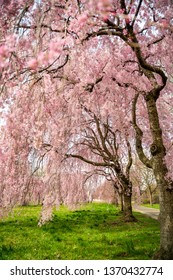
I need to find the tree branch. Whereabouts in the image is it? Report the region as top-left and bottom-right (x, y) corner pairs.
(131, 0), (143, 27)
(126, 140), (133, 178)
(65, 154), (113, 167)
(132, 93), (152, 168)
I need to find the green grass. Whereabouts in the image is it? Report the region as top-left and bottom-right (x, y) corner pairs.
(0, 203), (160, 260)
(142, 204), (160, 209)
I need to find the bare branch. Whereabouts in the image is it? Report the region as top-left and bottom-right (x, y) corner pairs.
(65, 153), (113, 167)
(76, 0), (81, 13)
(131, 0), (143, 27)
(147, 35), (165, 48)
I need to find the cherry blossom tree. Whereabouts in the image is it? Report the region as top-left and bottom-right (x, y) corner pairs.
(0, 0), (173, 259)
(69, 0), (173, 260)
(65, 107), (135, 221)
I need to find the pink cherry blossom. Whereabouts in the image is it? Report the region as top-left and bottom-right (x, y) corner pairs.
(0, 0), (173, 258)
(27, 58), (38, 70)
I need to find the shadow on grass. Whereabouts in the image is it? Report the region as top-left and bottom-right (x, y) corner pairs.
(0, 203), (160, 260)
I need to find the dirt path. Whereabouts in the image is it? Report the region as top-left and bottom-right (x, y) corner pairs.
(133, 205), (160, 220)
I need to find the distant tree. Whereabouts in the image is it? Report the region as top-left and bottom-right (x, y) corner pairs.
(87, 169), (124, 211)
(92, 180), (119, 206)
(66, 108), (136, 222)
(131, 158), (158, 205)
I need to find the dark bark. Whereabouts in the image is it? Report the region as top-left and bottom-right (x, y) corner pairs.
(123, 193), (136, 222)
(122, 181), (136, 222)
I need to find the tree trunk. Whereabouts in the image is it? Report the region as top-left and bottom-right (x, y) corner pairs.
(119, 192), (124, 212)
(146, 95), (173, 259)
(129, 15), (173, 258)
(114, 195), (119, 207)
(148, 189), (153, 205)
(136, 185), (141, 205)
(133, 90), (173, 258)
(123, 193), (136, 222)
(153, 161), (173, 259)
(158, 188), (173, 259)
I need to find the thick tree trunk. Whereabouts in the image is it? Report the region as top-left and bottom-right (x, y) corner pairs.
(158, 188), (173, 259)
(145, 96), (173, 259)
(153, 161), (173, 259)
(133, 91), (173, 258)
(123, 193), (136, 222)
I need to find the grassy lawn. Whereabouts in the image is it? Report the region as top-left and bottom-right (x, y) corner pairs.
(142, 204), (160, 209)
(0, 203), (159, 260)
